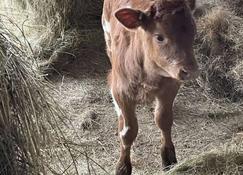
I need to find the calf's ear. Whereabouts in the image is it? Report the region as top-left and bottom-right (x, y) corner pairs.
(115, 8), (145, 29)
(187, 0), (196, 10)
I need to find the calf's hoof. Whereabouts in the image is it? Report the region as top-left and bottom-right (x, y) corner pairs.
(161, 146), (177, 171)
(115, 160), (132, 175)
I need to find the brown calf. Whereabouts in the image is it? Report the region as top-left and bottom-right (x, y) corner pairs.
(102, 0), (198, 174)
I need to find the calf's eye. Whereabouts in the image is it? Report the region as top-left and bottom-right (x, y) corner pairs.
(155, 35), (164, 42)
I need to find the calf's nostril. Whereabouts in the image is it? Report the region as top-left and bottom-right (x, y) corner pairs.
(180, 69), (189, 77)
(179, 68), (199, 80)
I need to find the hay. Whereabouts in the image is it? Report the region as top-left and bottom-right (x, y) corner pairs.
(0, 15), (109, 175)
(38, 28), (105, 75)
(0, 18), (46, 174)
(0, 0), (105, 74)
(0, 16), (92, 175)
(193, 5), (243, 102)
(24, 0), (104, 73)
(222, 0), (243, 16)
(166, 140), (243, 175)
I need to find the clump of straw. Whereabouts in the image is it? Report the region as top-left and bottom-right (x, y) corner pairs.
(166, 140), (243, 175)
(193, 6), (243, 102)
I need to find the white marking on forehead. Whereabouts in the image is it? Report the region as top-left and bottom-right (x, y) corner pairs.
(110, 89), (122, 117)
(102, 19), (111, 33)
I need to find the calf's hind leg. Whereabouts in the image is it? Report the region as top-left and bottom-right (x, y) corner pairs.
(111, 91), (138, 175)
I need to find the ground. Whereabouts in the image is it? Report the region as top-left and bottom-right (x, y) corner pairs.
(48, 54), (243, 175)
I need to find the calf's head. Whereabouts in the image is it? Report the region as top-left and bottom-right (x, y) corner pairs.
(115, 0), (198, 81)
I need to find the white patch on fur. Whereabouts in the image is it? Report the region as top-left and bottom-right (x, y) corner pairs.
(104, 32), (110, 42)
(158, 69), (171, 78)
(110, 89), (122, 117)
(124, 4), (132, 8)
(120, 125), (129, 137)
(120, 122), (130, 148)
(102, 19), (111, 33)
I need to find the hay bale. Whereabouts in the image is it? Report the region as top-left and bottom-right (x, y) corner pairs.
(194, 5), (243, 102)
(0, 21), (45, 174)
(38, 28), (105, 75)
(0, 17), (108, 174)
(0, 0), (105, 74)
(25, 0), (104, 73)
(0, 16), (84, 174)
(166, 142), (243, 175)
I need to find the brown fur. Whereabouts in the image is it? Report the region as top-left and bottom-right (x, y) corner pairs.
(102, 0), (198, 174)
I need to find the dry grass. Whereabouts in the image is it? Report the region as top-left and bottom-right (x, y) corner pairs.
(222, 0), (243, 16)
(0, 17), (46, 174)
(192, 5), (243, 102)
(0, 0), (105, 74)
(23, 0), (104, 73)
(166, 139), (243, 175)
(0, 16), (108, 175)
(0, 1), (108, 174)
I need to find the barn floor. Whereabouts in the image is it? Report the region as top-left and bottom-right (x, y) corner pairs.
(49, 54), (243, 175)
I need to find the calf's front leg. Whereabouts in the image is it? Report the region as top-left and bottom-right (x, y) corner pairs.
(154, 84), (179, 170)
(111, 90), (137, 175)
